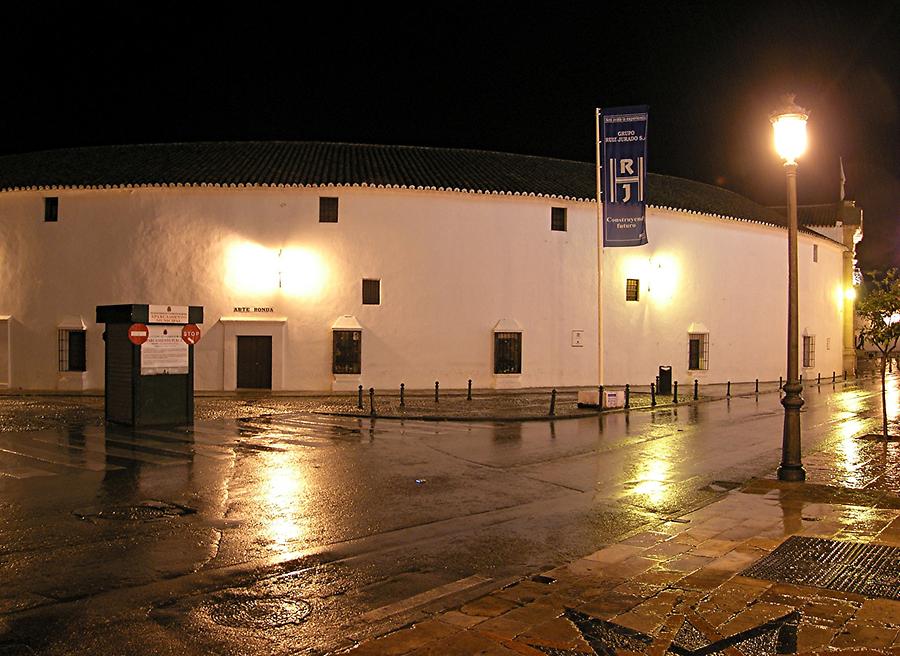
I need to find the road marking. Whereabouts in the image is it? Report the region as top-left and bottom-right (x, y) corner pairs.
(361, 574), (491, 622)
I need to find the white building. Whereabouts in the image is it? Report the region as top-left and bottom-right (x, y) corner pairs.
(0, 142), (860, 392)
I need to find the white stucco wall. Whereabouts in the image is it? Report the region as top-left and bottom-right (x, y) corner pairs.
(602, 208), (846, 386)
(0, 186), (599, 391)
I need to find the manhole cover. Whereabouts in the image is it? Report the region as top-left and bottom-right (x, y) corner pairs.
(74, 500), (195, 522)
(205, 595), (311, 629)
(742, 535), (900, 600)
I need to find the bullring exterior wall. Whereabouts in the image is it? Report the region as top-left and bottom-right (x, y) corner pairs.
(0, 185), (846, 391)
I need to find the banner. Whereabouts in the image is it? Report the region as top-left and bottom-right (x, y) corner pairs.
(599, 106), (649, 247)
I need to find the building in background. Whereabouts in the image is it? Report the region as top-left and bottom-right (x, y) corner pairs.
(0, 143), (861, 392)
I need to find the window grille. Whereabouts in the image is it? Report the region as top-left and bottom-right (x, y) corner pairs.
(626, 279), (640, 302)
(551, 207), (567, 231)
(494, 332), (522, 374)
(58, 329), (86, 372)
(319, 197), (339, 223)
(44, 197), (58, 222)
(803, 335), (816, 368)
(688, 333), (709, 370)
(332, 330), (361, 374)
(362, 279), (380, 305)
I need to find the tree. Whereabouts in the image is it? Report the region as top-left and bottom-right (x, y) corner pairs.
(857, 269), (900, 438)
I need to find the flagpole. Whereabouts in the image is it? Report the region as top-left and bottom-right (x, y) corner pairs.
(595, 108), (604, 387)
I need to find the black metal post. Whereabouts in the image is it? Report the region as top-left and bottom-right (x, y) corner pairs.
(693, 379), (698, 401)
(755, 378), (759, 394)
(549, 388), (557, 416)
(832, 371), (836, 384)
(845, 370), (848, 380)
(779, 376), (783, 391)
(434, 381), (439, 403)
(598, 385), (604, 408)
(817, 373), (820, 386)
(357, 385), (363, 409)
(624, 384), (630, 409)
(369, 387), (376, 417)
(673, 381), (678, 404)
(726, 381), (731, 398)
(400, 382), (405, 408)
(650, 382), (656, 407)
(467, 379), (472, 401)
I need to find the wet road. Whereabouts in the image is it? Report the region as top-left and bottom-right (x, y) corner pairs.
(0, 376), (896, 654)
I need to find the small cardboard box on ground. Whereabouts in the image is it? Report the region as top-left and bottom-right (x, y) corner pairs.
(577, 389), (623, 409)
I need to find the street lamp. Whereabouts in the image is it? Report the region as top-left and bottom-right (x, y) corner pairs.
(771, 95), (808, 482)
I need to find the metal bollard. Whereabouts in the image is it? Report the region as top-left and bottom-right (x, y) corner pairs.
(726, 381), (731, 398)
(832, 371), (836, 384)
(779, 376), (783, 391)
(694, 379), (699, 401)
(673, 381), (678, 404)
(624, 384), (630, 409)
(817, 373), (821, 386)
(800, 373), (803, 384)
(435, 381), (439, 403)
(369, 387), (376, 417)
(755, 378), (759, 394)
(598, 385), (604, 408)
(844, 370), (848, 381)
(549, 388), (557, 416)
(358, 385), (363, 409)
(400, 383), (405, 408)
(650, 382), (656, 407)
(467, 379), (472, 401)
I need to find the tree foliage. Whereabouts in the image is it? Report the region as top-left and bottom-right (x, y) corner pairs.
(858, 269), (900, 357)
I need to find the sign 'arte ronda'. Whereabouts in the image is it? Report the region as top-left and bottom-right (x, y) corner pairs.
(0, 141), (861, 392)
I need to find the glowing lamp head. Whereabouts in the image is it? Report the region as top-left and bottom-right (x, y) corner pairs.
(844, 287), (857, 301)
(770, 95), (809, 164)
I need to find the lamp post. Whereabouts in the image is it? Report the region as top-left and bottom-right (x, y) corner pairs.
(771, 95), (808, 482)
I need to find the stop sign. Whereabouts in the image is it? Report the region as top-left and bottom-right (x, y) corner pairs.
(181, 324), (202, 345)
(128, 323), (149, 346)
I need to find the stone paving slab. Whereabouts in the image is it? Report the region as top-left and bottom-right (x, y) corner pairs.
(339, 473), (900, 655)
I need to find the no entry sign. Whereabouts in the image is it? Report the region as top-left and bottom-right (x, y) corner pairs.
(181, 323), (202, 345)
(128, 323), (149, 346)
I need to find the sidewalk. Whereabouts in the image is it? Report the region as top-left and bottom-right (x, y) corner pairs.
(338, 423), (900, 653)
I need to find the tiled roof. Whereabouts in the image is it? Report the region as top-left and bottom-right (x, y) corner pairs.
(0, 141), (814, 232)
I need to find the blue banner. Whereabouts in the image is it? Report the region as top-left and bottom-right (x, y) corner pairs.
(600, 106), (648, 247)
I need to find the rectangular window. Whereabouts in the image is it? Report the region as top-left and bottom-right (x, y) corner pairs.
(44, 197), (58, 222)
(626, 279), (640, 302)
(362, 279), (380, 305)
(551, 207), (567, 231)
(319, 196), (339, 223)
(332, 330), (361, 374)
(494, 332), (522, 374)
(58, 329), (86, 372)
(803, 335), (816, 368)
(688, 333), (709, 370)
(813, 244), (818, 263)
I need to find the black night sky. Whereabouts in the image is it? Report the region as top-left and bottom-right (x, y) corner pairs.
(2, 2), (897, 270)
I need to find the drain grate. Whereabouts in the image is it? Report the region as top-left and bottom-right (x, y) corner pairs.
(742, 535), (900, 600)
(205, 594), (311, 629)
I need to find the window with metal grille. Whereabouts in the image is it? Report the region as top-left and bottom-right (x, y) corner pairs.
(58, 329), (86, 372)
(803, 335), (815, 368)
(362, 279), (380, 305)
(494, 332), (522, 374)
(688, 333), (709, 370)
(332, 330), (361, 374)
(551, 207), (567, 231)
(319, 197), (339, 223)
(626, 278), (640, 302)
(44, 197), (58, 222)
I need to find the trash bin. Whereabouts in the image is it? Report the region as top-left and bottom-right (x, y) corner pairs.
(658, 366), (672, 395)
(96, 304), (204, 426)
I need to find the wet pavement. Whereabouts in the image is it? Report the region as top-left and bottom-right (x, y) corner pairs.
(0, 374), (897, 654)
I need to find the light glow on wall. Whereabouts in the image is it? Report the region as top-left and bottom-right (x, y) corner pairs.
(225, 241), (327, 298)
(647, 255), (678, 305)
(844, 287), (857, 301)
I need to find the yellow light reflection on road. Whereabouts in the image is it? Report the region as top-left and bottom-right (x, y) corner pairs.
(261, 451), (306, 552)
(631, 456), (672, 506)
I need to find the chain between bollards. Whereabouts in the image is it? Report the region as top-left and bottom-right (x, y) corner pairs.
(434, 381), (439, 403)
(673, 380), (678, 404)
(467, 379), (472, 401)
(693, 379), (698, 401)
(650, 382), (656, 407)
(369, 387), (376, 417)
(549, 388), (557, 416)
(400, 383), (405, 408)
(357, 385), (363, 409)
(624, 384), (630, 409)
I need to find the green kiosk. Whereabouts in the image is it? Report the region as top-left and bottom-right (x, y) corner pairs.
(96, 304), (204, 426)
